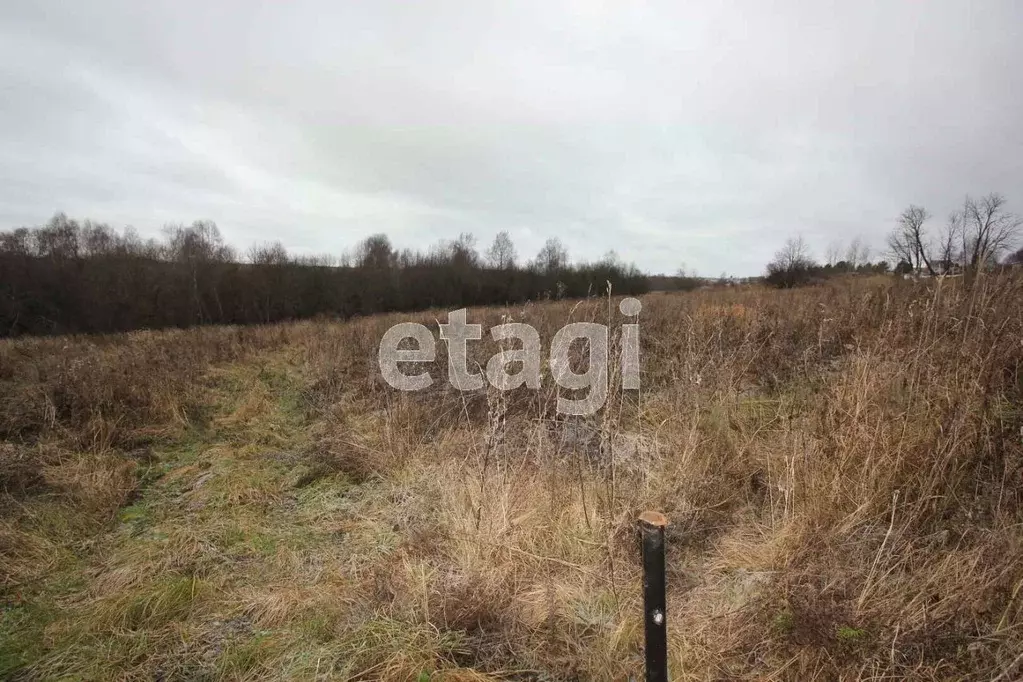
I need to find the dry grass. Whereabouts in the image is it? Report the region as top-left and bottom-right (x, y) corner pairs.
(2, 273), (1022, 680)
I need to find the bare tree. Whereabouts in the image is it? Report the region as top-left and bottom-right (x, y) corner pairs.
(164, 220), (234, 264)
(599, 249), (620, 266)
(934, 211), (963, 273)
(888, 205), (934, 275)
(887, 195), (1020, 276)
(774, 235), (813, 269)
(35, 213), (82, 260)
(485, 231), (517, 269)
(765, 235), (817, 287)
(160, 221), (235, 323)
(450, 232), (479, 268)
(825, 241), (842, 266)
(356, 234), (394, 269)
(961, 193), (1022, 270)
(0, 227), (31, 256)
(534, 237), (569, 274)
(845, 236), (870, 268)
(248, 241), (289, 265)
(80, 221), (117, 257)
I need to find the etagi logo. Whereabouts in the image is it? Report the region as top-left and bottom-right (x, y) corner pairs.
(378, 298), (642, 416)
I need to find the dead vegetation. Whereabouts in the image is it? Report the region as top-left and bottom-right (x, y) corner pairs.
(2, 274), (1022, 680)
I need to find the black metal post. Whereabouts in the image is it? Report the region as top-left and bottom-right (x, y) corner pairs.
(639, 511), (668, 682)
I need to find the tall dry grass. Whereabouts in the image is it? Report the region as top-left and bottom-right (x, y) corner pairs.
(287, 274), (1022, 678)
(0, 324), (292, 591)
(1, 273), (1022, 680)
(0, 324), (297, 446)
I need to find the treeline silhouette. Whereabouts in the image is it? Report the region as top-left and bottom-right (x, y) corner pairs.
(0, 214), (648, 337)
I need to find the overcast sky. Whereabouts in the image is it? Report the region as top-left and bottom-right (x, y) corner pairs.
(1, 1), (1020, 275)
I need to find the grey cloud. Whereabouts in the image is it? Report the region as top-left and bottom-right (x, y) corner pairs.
(2, 0), (1021, 275)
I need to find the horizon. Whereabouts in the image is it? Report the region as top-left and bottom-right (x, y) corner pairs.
(4, 211), (900, 279)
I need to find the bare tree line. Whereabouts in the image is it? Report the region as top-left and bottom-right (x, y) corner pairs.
(824, 236), (872, 269)
(766, 234), (890, 287)
(0, 215), (646, 337)
(888, 193), (1023, 275)
(765, 193), (1022, 287)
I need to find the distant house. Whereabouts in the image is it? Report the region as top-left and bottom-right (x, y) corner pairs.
(900, 260), (964, 279)
(931, 260), (962, 276)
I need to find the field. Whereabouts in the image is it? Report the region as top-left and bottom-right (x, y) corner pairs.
(2, 275), (1022, 681)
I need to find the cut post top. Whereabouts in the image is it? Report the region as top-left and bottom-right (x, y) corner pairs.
(638, 510), (668, 528)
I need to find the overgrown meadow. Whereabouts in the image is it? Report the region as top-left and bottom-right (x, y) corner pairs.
(2, 274), (1022, 680)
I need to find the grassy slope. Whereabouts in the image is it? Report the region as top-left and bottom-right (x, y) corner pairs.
(2, 275), (1023, 680)
(3, 352), (471, 680)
